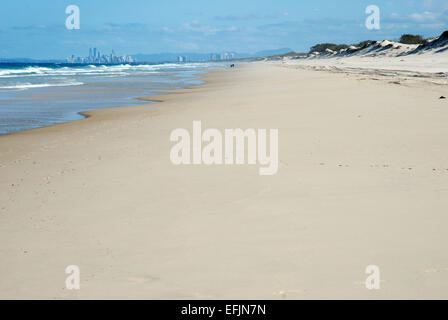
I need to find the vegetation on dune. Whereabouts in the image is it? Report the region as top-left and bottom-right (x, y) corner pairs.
(353, 40), (375, 48)
(399, 34), (426, 45)
(265, 51), (308, 61)
(308, 41), (374, 53)
(309, 43), (349, 53)
(307, 34), (428, 54)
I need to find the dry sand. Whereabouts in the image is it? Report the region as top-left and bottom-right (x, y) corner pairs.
(1, 62), (448, 299)
(283, 51), (448, 75)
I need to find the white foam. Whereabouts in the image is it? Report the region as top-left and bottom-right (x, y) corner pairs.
(0, 62), (217, 90)
(0, 81), (84, 90)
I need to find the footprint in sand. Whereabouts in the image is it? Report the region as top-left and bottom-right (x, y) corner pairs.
(272, 289), (305, 299)
(280, 160), (289, 167)
(127, 275), (160, 284)
(353, 279), (386, 287)
(370, 164), (390, 168)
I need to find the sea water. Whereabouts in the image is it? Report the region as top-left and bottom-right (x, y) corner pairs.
(0, 62), (225, 135)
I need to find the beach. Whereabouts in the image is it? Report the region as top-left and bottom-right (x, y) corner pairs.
(1, 61), (448, 299)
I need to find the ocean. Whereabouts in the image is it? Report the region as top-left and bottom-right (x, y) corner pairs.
(0, 62), (225, 135)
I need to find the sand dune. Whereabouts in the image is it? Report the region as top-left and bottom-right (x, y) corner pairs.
(308, 30), (448, 58)
(284, 31), (448, 74)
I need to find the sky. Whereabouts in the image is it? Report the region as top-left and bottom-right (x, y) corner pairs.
(0, 0), (447, 59)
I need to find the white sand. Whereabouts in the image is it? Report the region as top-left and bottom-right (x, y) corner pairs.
(1, 62), (448, 299)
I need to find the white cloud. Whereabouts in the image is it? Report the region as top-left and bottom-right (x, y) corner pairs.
(179, 21), (238, 36)
(409, 11), (438, 22)
(388, 10), (448, 27)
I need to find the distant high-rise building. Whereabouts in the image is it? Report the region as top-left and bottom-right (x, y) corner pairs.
(67, 48), (135, 65)
(208, 52), (236, 62)
(210, 53), (221, 61)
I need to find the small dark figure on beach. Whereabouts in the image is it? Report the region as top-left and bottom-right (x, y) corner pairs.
(440, 96), (446, 99)
(230, 64), (235, 68)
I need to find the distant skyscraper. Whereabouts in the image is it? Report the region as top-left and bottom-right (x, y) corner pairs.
(67, 48), (135, 65)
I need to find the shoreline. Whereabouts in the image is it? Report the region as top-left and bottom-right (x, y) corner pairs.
(0, 66), (214, 138)
(1, 61), (448, 299)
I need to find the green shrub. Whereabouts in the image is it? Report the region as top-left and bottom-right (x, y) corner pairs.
(309, 43), (349, 53)
(399, 34), (426, 45)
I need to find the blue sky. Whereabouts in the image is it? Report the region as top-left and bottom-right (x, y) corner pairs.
(0, 0), (447, 59)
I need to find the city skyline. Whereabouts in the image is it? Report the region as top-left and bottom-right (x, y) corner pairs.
(66, 48), (240, 64)
(67, 48), (135, 64)
(178, 52), (237, 63)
